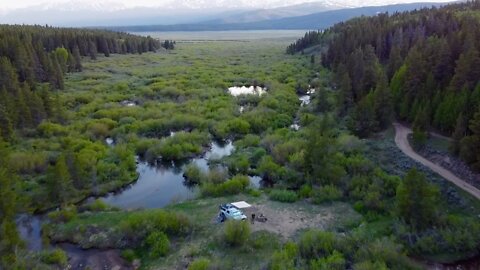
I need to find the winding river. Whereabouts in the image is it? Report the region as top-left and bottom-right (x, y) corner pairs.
(16, 139), (250, 269)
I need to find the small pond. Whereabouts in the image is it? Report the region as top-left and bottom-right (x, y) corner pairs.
(299, 95), (311, 106)
(102, 141), (235, 209)
(105, 137), (114, 146)
(290, 123), (300, 131)
(16, 214), (43, 251)
(228, 86), (267, 96)
(298, 88), (316, 107)
(120, 100), (137, 107)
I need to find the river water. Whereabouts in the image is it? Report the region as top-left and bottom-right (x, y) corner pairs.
(102, 140), (235, 209)
(17, 139), (245, 249)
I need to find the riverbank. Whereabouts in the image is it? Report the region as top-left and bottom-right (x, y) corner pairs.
(48, 194), (361, 269)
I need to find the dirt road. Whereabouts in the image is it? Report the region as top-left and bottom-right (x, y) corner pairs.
(393, 122), (480, 200)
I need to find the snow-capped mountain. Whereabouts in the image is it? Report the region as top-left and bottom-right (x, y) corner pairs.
(38, 0), (128, 12)
(202, 1), (354, 24)
(0, 0), (455, 27)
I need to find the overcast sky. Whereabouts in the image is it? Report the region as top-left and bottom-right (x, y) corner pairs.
(0, 0), (454, 10)
(0, 0), (456, 26)
(2, 0), (309, 10)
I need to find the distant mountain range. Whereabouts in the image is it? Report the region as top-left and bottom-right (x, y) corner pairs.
(200, 2), (352, 24)
(0, 0), (453, 27)
(108, 2), (447, 32)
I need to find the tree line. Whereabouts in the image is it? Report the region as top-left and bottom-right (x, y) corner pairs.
(288, 1), (480, 170)
(0, 25), (161, 141)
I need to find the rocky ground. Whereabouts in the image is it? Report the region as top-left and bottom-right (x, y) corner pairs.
(365, 131), (468, 207)
(415, 142), (480, 190)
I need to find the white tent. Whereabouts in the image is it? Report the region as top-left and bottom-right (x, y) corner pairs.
(230, 201), (251, 209)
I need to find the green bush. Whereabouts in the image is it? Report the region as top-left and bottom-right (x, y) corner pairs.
(37, 122), (68, 137)
(86, 199), (110, 212)
(184, 164), (203, 185)
(201, 175), (250, 197)
(234, 134), (261, 148)
(48, 205), (78, 223)
(248, 231), (280, 250)
(257, 156), (285, 183)
(188, 258), (211, 270)
(145, 231), (170, 258)
(40, 249), (68, 266)
(312, 185), (342, 204)
(203, 167), (229, 184)
(269, 242), (298, 270)
(269, 189), (298, 203)
(121, 249), (137, 262)
(120, 210), (191, 241)
(354, 238), (418, 269)
(88, 122), (110, 139)
(224, 220), (251, 247)
(9, 151), (48, 174)
(227, 154), (250, 174)
(145, 131), (209, 161)
(134, 138), (161, 156)
(298, 185), (313, 198)
(309, 250), (345, 270)
(412, 129), (427, 149)
(249, 189), (262, 197)
(298, 230), (338, 259)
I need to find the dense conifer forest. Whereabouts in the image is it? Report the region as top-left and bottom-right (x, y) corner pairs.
(0, 25), (160, 139)
(288, 1), (480, 170)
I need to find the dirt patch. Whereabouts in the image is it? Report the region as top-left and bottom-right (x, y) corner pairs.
(242, 203), (334, 238)
(60, 243), (133, 270)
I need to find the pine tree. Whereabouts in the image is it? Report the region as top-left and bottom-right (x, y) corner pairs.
(54, 47), (69, 73)
(451, 113), (468, 155)
(315, 87), (332, 113)
(0, 145), (22, 267)
(0, 57), (20, 94)
(396, 168), (439, 230)
(387, 45), (403, 79)
(372, 70), (392, 129)
(459, 108), (480, 169)
(27, 89), (47, 125)
(48, 53), (64, 89)
(47, 154), (74, 204)
(15, 85), (33, 128)
(88, 41), (97, 60)
(337, 65), (353, 115)
(305, 116), (345, 186)
(449, 48), (480, 91)
(72, 45), (83, 72)
(0, 105), (13, 141)
(349, 93), (378, 137)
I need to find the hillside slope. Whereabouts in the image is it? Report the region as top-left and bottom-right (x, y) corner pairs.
(108, 2), (445, 32)
(288, 1), (480, 171)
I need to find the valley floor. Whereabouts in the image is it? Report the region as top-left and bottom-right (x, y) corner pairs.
(10, 37), (480, 270)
